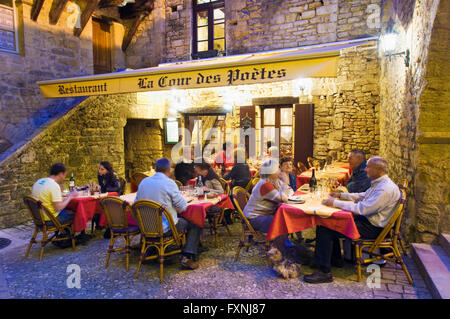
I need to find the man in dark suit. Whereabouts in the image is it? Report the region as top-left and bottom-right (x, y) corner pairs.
(346, 149), (371, 193)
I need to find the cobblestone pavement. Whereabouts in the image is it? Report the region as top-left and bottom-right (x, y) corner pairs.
(0, 221), (432, 299)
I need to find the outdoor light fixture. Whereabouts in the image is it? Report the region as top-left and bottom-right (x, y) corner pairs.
(380, 32), (410, 67)
(292, 78), (312, 97)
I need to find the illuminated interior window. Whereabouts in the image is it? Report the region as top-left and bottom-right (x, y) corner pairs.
(193, 0), (225, 57)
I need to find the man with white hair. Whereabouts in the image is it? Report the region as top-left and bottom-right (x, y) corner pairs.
(304, 156), (401, 284)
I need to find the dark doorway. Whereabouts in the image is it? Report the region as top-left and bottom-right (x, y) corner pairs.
(294, 104), (314, 167)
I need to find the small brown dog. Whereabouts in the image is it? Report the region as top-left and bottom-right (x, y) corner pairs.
(267, 247), (300, 279)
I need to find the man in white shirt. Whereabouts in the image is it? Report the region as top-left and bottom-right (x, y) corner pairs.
(135, 158), (202, 270)
(32, 163), (78, 225)
(304, 156), (401, 284)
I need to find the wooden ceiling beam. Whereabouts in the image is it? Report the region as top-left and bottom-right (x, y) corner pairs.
(122, 14), (145, 51)
(49, 0), (69, 25)
(74, 0), (101, 37)
(31, 0), (46, 21)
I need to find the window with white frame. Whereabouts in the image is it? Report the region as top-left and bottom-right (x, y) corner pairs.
(0, 0), (18, 53)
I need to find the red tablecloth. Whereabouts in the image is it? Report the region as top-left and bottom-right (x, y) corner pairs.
(66, 192), (118, 232)
(181, 194), (234, 228)
(266, 203), (360, 241)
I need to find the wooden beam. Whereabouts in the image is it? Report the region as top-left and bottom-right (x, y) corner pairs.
(74, 0), (101, 37)
(31, 0), (46, 21)
(49, 0), (69, 25)
(122, 14), (145, 51)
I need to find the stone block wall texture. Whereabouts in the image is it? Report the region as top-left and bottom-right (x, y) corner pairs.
(0, 94), (132, 228)
(124, 119), (173, 178)
(379, 0), (449, 243)
(0, 0), (94, 156)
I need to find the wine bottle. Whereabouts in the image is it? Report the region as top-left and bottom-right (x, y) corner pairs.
(309, 168), (317, 191)
(197, 175), (204, 196)
(69, 173), (75, 191)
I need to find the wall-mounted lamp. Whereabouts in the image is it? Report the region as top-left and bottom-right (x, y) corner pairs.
(380, 32), (410, 67)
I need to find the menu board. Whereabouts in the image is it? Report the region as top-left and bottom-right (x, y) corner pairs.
(0, 6), (15, 51)
(165, 120), (179, 144)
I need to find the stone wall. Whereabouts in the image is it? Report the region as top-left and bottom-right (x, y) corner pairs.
(0, 94), (132, 228)
(124, 119), (173, 178)
(379, 0), (449, 243)
(0, 0), (94, 155)
(310, 42), (380, 161)
(226, 0), (381, 55)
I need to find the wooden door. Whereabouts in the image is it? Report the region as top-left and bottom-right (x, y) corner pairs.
(294, 104), (314, 167)
(239, 106), (255, 159)
(92, 18), (112, 74)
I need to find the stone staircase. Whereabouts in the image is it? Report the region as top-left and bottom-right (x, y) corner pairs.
(411, 233), (450, 299)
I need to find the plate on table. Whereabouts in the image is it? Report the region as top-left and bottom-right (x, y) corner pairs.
(288, 195), (305, 204)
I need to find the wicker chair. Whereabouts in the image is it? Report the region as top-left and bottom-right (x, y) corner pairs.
(297, 161), (308, 174)
(23, 196), (75, 261)
(205, 179), (232, 247)
(306, 156), (315, 168)
(245, 177), (260, 194)
(396, 179), (409, 255)
(352, 188), (413, 284)
(131, 200), (186, 282)
(219, 178), (230, 196)
(118, 177), (127, 195)
(231, 187), (269, 261)
(100, 197), (140, 271)
(132, 172), (149, 189)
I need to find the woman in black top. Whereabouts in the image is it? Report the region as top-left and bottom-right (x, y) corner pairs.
(223, 149), (251, 189)
(97, 161), (121, 194)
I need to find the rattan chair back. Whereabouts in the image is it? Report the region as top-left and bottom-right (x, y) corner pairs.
(23, 196), (62, 228)
(368, 189), (406, 253)
(132, 172), (149, 188)
(118, 177), (127, 195)
(219, 178), (230, 195)
(231, 187), (256, 233)
(131, 200), (183, 246)
(100, 196), (130, 230)
(307, 156), (315, 168)
(297, 161), (308, 174)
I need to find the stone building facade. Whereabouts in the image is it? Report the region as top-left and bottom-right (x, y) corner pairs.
(0, 0), (448, 244)
(379, 0), (449, 242)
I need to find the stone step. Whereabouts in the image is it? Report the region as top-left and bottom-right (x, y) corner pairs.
(411, 243), (450, 299)
(439, 233), (450, 257)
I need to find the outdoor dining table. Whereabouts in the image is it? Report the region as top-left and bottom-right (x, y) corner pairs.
(66, 192), (119, 232)
(266, 191), (360, 241)
(118, 192), (235, 229)
(296, 163), (351, 187)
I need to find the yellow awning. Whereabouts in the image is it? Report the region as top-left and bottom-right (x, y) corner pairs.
(37, 38), (375, 98)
